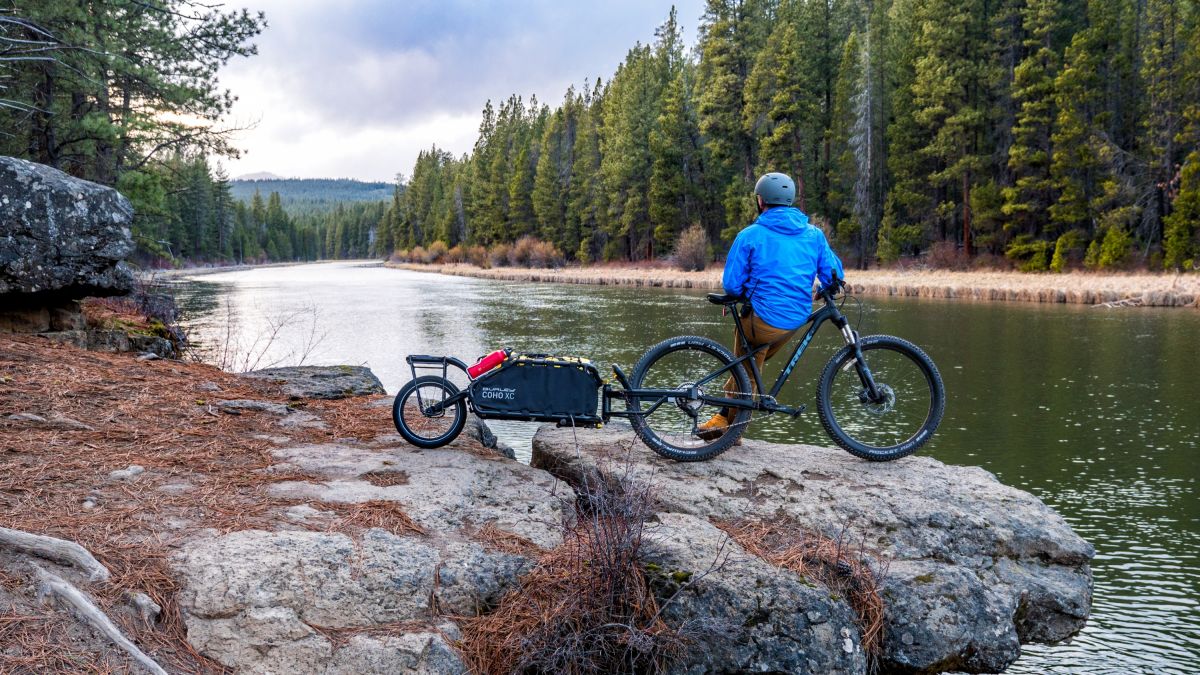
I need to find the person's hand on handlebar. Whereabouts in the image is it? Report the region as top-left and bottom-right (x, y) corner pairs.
(820, 273), (846, 297)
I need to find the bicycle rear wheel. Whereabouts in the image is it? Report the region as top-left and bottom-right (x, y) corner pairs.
(629, 336), (752, 462)
(816, 335), (944, 461)
(393, 375), (467, 449)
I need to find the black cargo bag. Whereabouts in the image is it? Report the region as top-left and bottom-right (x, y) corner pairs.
(469, 354), (602, 424)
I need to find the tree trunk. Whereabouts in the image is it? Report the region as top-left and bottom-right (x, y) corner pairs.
(962, 173), (972, 255)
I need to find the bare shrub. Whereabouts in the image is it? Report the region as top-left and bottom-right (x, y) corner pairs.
(488, 243), (512, 267)
(672, 225), (710, 272)
(714, 517), (888, 660)
(466, 245), (489, 268)
(202, 299), (327, 372)
(409, 245), (428, 264)
(508, 236), (535, 267)
(926, 241), (970, 271)
(447, 245), (466, 263)
(529, 239), (566, 268)
(426, 240), (449, 264)
(456, 468), (695, 674)
(389, 249), (410, 263)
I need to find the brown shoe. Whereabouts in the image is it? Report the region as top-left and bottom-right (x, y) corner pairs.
(696, 413), (729, 441)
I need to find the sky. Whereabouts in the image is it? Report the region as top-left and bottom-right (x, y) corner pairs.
(217, 0), (707, 183)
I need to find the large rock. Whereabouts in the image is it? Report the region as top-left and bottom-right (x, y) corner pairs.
(532, 424), (1094, 674)
(241, 365), (386, 399)
(175, 529), (489, 673)
(173, 440), (569, 673)
(646, 513), (866, 673)
(0, 156), (133, 301)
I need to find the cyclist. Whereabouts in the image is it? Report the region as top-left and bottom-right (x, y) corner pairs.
(697, 171), (845, 440)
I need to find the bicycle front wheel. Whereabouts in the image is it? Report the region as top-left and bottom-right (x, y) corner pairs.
(393, 375), (467, 449)
(629, 336), (752, 462)
(817, 335), (944, 461)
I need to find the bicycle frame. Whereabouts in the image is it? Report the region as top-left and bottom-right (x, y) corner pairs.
(605, 291), (883, 420)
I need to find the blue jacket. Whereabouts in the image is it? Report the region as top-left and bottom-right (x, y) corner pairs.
(722, 207), (844, 330)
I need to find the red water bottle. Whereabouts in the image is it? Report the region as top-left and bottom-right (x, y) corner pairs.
(468, 349), (508, 379)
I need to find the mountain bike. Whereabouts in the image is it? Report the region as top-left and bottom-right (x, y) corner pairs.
(605, 279), (945, 462)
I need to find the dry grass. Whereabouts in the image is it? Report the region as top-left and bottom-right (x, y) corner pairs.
(0, 611), (134, 673)
(463, 521), (542, 558)
(319, 500), (426, 537)
(0, 334), (421, 673)
(714, 517), (887, 659)
(391, 262), (1200, 308)
(455, 470), (686, 675)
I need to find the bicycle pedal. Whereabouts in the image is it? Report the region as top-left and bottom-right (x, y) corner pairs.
(789, 404), (807, 418)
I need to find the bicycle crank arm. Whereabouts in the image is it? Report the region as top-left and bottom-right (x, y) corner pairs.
(698, 394), (759, 411)
(762, 401), (807, 417)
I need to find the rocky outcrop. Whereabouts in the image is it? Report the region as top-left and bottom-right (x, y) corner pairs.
(172, 439), (569, 673)
(241, 365), (386, 399)
(646, 513), (867, 673)
(0, 156), (134, 310)
(532, 424), (1094, 674)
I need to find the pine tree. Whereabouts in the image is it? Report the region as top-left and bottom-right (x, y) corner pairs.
(743, 6), (817, 212)
(696, 0), (771, 241)
(533, 105), (570, 247)
(1164, 153), (1200, 269)
(1141, 0), (1188, 248)
(881, 0), (934, 259)
(1002, 0), (1062, 254)
(909, 0), (990, 253)
(650, 64), (704, 255)
(568, 81), (608, 263)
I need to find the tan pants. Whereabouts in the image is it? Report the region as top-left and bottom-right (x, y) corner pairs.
(721, 312), (797, 414)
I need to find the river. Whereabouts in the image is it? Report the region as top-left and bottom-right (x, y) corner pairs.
(171, 261), (1198, 674)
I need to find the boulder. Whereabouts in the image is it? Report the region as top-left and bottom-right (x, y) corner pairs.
(0, 156), (133, 301)
(645, 513), (866, 673)
(175, 529), (497, 672)
(532, 424), (1093, 674)
(265, 443), (565, 548)
(172, 440), (569, 672)
(241, 365), (386, 399)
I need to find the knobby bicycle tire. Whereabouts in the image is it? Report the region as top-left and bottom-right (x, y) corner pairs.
(816, 335), (944, 461)
(629, 335), (753, 462)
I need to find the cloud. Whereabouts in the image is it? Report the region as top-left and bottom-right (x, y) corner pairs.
(218, 0), (705, 181)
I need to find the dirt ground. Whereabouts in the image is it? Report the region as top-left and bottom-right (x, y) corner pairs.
(0, 334), (458, 673)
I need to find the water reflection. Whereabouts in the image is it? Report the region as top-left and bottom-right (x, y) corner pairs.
(172, 262), (1199, 673)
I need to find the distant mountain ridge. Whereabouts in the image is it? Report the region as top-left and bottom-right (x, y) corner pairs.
(229, 177), (396, 214)
(232, 171), (284, 181)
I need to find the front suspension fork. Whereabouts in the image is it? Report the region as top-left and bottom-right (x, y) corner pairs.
(839, 322), (883, 404)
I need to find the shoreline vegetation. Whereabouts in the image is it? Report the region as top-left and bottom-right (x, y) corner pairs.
(388, 261), (1200, 309)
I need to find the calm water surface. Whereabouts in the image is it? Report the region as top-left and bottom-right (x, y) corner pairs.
(172, 262), (1198, 674)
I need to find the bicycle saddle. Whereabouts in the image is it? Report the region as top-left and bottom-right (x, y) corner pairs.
(706, 292), (742, 305)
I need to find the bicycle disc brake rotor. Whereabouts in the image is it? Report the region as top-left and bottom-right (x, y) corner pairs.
(864, 384), (896, 415)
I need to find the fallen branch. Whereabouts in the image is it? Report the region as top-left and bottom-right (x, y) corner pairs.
(0, 526), (110, 581)
(30, 563), (168, 675)
(1093, 295), (1144, 309)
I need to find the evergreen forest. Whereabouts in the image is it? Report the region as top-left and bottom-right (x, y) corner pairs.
(385, 0), (1200, 272)
(4, 1), (1200, 271)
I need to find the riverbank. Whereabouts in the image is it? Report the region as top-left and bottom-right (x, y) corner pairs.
(151, 259), (382, 279)
(389, 262), (1200, 308)
(0, 333), (1094, 673)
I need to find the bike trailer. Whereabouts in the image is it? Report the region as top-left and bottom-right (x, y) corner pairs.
(469, 353), (603, 425)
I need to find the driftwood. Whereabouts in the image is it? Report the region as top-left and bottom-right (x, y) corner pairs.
(0, 526), (111, 581)
(31, 563), (168, 675)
